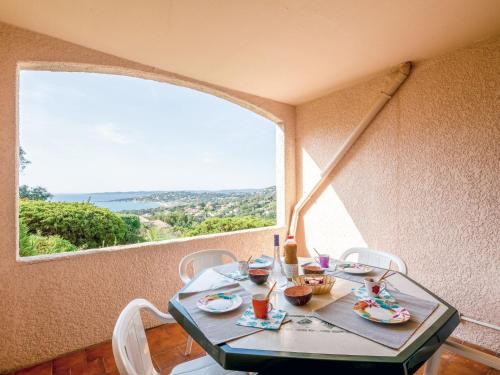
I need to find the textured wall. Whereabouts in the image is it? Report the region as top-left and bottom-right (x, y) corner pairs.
(296, 36), (500, 352)
(0, 22), (295, 372)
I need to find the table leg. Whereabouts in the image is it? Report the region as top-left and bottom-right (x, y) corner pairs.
(424, 347), (442, 375)
(184, 336), (193, 356)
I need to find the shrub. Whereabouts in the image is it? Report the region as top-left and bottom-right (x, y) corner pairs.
(183, 216), (275, 237)
(19, 219), (36, 257)
(19, 218), (77, 257)
(20, 200), (129, 248)
(29, 234), (78, 255)
(120, 214), (143, 243)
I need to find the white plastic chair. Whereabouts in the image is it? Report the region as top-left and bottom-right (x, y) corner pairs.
(179, 249), (238, 285)
(179, 249), (238, 354)
(112, 298), (246, 375)
(339, 247), (407, 274)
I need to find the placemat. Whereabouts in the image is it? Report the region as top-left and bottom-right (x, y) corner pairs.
(313, 290), (438, 349)
(326, 259), (395, 283)
(178, 284), (261, 345)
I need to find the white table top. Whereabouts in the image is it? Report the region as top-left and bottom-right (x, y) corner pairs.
(180, 259), (449, 358)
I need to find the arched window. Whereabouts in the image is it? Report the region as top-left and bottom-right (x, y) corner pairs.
(18, 69), (280, 257)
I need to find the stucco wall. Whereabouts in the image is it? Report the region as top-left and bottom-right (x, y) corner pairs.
(0, 23), (295, 372)
(296, 36), (500, 352)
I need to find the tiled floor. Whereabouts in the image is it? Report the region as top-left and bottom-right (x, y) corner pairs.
(11, 324), (499, 375)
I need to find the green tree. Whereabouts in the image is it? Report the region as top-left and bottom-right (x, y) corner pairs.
(19, 147), (31, 172)
(18, 147), (53, 201)
(19, 185), (53, 201)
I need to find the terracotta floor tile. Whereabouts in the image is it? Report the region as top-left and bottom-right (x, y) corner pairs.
(146, 325), (188, 356)
(152, 345), (187, 372)
(188, 341), (205, 357)
(11, 324), (500, 375)
(85, 341), (117, 374)
(70, 358), (106, 375)
(15, 362), (52, 375)
(86, 341), (113, 361)
(53, 350), (87, 372)
(443, 353), (493, 375)
(101, 355), (119, 374)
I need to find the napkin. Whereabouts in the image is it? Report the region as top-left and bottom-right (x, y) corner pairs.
(236, 308), (287, 330)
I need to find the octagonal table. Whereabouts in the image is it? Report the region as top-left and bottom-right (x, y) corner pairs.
(168, 259), (459, 374)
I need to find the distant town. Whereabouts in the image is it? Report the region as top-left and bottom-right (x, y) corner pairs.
(120, 186), (276, 241)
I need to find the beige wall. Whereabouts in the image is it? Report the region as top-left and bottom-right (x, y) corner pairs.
(296, 36), (500, 352)
(1, 19), (499, 372)
(0, 23), (295, 372)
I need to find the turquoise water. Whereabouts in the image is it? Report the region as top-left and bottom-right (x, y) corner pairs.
(51, 192), (161, 212)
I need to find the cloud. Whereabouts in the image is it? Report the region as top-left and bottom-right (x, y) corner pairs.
(201, 152), (216, 164)
(94, 123), (133, 145)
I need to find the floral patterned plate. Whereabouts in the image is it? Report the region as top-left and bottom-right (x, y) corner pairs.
(353, 299), (410, 324)
(197, 292), (243, 313)
(236, 307), (287, 330)
(352, 286), (397, 304)
(338, 262), (373, 274)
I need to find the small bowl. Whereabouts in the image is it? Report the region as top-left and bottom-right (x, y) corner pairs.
(284, 285), (313, 306)
(248, 269), (270, 285)
(303, 265), (325, 275)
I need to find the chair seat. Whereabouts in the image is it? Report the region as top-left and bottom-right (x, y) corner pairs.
(170, 355), (246, 375)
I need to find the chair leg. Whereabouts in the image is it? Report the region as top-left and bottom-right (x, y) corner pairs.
(184, 335), (193, 356)
(424, 347), (442, 375)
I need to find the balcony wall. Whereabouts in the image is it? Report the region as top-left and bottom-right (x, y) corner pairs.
(0, 22), (296, 372)
(295, 35), (500, 352)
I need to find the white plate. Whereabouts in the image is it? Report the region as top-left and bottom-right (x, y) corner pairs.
(249, 257), (272, 269)
(197, 292), (243, 313)
(338, 263), (373, 274)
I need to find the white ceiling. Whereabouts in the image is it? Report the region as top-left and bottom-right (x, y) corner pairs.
(1, 0), (500, 104)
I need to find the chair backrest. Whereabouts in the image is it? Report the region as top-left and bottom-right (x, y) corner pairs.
(339, 247), (408, 274)
(178, 249), (238, 285)
(112, 299), (174, 375)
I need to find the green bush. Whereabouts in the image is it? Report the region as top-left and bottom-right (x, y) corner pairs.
(19, 219), (35, 257)
(29, 234), (77, 255)
(19, 219), (77, 257)
(20, 199), (129, 248)
(183, 216), (275, 237)
(120, 214), (143, 243)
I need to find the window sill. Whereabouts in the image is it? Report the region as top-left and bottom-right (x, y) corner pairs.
(16, 225), (286, 265)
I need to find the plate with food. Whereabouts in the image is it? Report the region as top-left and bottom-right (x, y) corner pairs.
(353, 299), (410, 324)
(338, 262), (373, 274)
(197, 292), (243, 313)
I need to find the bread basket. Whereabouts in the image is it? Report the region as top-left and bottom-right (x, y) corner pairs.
(292, 275), (335, 295)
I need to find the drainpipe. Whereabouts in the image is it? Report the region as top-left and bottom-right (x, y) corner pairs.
(289, 61), (412, 237)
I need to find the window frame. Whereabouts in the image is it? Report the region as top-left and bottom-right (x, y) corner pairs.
(15, 63), (287, 263)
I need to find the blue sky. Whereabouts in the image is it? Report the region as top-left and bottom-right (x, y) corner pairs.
(19, 71), (276, 194)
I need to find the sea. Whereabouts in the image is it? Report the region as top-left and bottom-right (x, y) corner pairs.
(51, 192), (161, 212)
